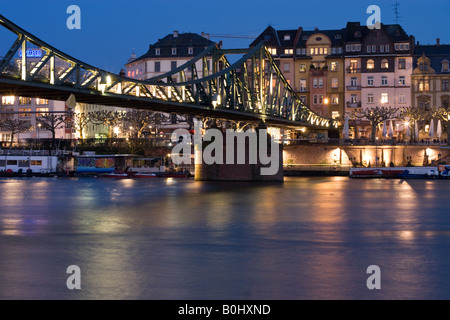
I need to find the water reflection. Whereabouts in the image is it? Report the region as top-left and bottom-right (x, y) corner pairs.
(1, 177), (450, 299)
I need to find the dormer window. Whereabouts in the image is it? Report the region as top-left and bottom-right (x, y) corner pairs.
(355, 31), (361, 37)
(172, 48), (177, 55)
(188, 47), (194, 55)
(284, 35), (291, 41)
(334, 34), (342, 40)
(155, 48), (160, 56)
(442, 60), (450, 72)
(302, 35), (308, 41)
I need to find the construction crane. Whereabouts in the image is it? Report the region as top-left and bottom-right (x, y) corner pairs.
(209, 34), (257, 40)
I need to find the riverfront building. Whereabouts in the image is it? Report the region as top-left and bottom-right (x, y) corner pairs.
(412, 39), (450, 110)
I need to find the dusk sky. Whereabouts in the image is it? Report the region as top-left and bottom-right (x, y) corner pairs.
(1, 0), (449, 74)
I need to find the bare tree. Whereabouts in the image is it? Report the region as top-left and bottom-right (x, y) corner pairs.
(0, 116), (32, 148)
(88, 110), (125, 137)
(351, 106), (399, 142)
(124, 110), (170, 138)
(67, 111), (90, 140)
(399, 106), (431, 141)
(36, 112), (69, 148)
(430, 106), (450, 143)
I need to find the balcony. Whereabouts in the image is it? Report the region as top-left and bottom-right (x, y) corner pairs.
(346, 67), (361, 74)
(347, 101), (362, 108)
(346, 85), (361, 91)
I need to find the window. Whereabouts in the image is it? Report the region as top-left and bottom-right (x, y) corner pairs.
(368, 94), (374, 104)
(398, 58), (406, 69)
(331, 94), (339, 104)
(399, 93), (406, 104)
(367, 45), (371, 53)
(1, 96), (14, 105)
(381, 76), (388, 86)
(284, 49), (293, 55)
(381, 93), (389, 104)
(268, 48), (277, 55)
(368, 76), (374, 86)
(302, 48), (306, 55)
(19, 108), (31, 118)
(380, 45), (384, 52)
(332, 111), (340, 119)
(399, 76), (406, 86)
(331, 78), (338, 88)
(283, 63), (290, 73)
(299, 79), (307, 92)
(442, 61), (450, 72)
(155, 48), (160, 56)
(284, 35), (291, 41)
(385, 45), (389, 52)
(351, 94), (358, 103)
(313, 78), (318, 88)
(441, 95), (450, 109)
(330, 62), (338, 71)
(367, 59), (375, 69)
(31, 160), (43, 166)
(171, 61), (177, 71)
(351, 77), (357, 87)
(188, 47), (193, 55)
(299, 64), (306, 72)
(372, 45), (376, 53)
(300, 95), (307, 104)
(36, 108), (49, 117)
(19, 160), (30, 168)
(381, 59), (389, 69)
(7, 160), (17, 166)
(171, 48), (177, 55)
(35, 98), (48, 105)
(318, 78), (323, 88)
(154, 62), (160, 72)
(442, 79), (449, 91)
(19, 97), (31, 105)
(313, 95), (323, 105)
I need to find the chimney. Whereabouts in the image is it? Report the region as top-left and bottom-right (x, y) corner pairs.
(437, 38), (441, 46)
(173, 30), (179, 38)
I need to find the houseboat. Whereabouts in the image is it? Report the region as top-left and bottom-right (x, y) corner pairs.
(0, 150), (58, 175)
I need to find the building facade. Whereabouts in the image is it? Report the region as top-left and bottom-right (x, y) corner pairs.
(412, 40), (450, 110)
(125, 31), (216, 82)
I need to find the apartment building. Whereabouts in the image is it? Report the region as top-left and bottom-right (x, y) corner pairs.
(412, 39), (450, 110)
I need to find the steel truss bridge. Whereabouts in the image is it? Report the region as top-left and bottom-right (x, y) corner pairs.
(0, 14), (338, 130)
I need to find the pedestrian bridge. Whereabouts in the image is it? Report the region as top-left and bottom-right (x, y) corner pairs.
(0, 14), (338, 130)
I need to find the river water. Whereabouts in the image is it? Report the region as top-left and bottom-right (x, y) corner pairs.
(1, 176), (450, 300)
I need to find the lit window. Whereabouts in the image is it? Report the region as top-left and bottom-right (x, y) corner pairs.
(1, 96), (14, 105)
(381, 93), (389, 104)
(35, 98), (48, 105)
(37, 108), (49, 117)
(332, 111), (340, 119)
(19, 97), (31, 105)
(31, 160), (43, 166)
(381, 59), (389, 69)
(331, 94), (339, 105)
(268, 48), (277, 55)
(398, 58), (406, 69)
(299, 64), (306, 72)
(284, 49), (293, 55)
(399, 76), (406, 86)
(367, 59), (375, 69)
(331, 78), (338, 88)
(299, 79), (307, 92)
(330, 62), (338, 71)
(19, 108), (31, 117)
